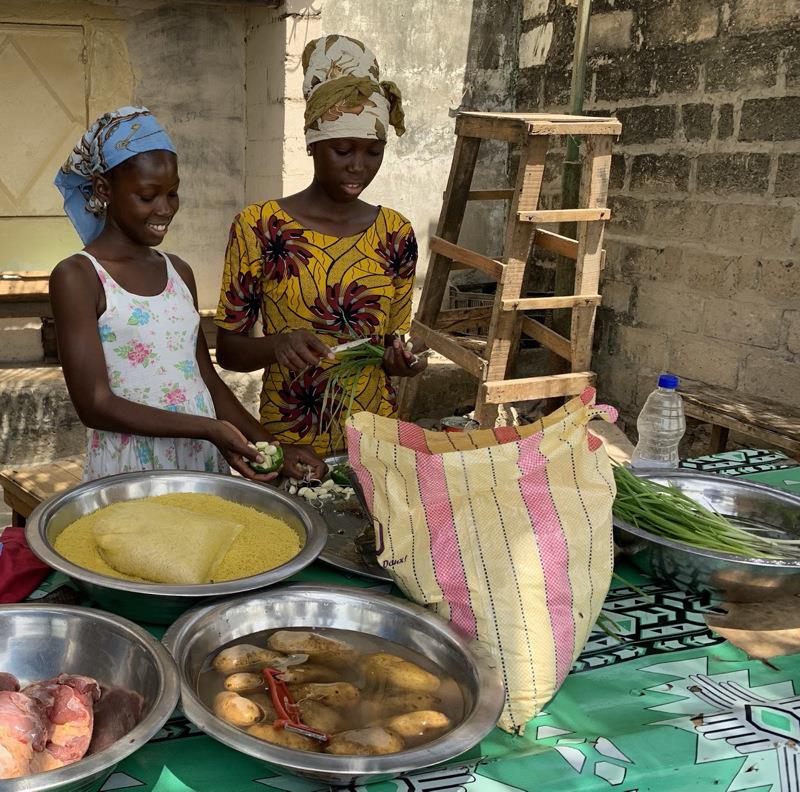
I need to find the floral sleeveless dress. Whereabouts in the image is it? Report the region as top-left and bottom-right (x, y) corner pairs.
(78, 250), (228, 481)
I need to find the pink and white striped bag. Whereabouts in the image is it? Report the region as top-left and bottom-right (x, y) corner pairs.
(346, 389), (617, 733)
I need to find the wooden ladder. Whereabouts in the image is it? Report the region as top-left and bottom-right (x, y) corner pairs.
(399, 111), (622, 427)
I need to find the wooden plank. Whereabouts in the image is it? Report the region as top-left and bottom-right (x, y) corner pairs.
(399, 134), (481, 419)
(571, 136), (613, 372)
(429, 236), (504, 281)
(527, 120), (622, 136)
(435, 306), (493, 333)
(480, 372), (595, 404)
(474, 135), (550, 426)
(534, 228), (579, 259)
(0, 276), (49, 300)
(503, 294), (601, 310)
(0, 300), (52, 319)
(685, 403), (800, 457)
(411, 320), (486, 379)
(678, 378), (800, 456)
(519, 208), (610, 223)
(459, 111), (618, 124)
(709, 424), (730, 454)
(466, 189), (515, 201)
(455, 114), (527, 143)
(520, 316), (572, 361)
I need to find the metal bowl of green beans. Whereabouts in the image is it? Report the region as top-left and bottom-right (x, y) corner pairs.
(613, 469), (800, 602)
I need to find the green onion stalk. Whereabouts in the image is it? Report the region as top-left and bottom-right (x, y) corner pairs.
(612, 464), (800, 561)
(320, 340), (386, 440)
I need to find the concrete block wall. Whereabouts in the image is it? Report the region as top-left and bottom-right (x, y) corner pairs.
(517, 0), (800, 424)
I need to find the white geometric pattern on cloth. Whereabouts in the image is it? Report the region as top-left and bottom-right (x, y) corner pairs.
(643, 656), (799, 791)
(76, 250), (228, 481)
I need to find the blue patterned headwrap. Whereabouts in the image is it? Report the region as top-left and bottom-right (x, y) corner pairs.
(54, 106), (176, 245)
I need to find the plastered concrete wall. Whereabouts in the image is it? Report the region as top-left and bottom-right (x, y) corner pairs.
(0, 0), (250, 364)
(125, 3), (247, 305)
(517, 0), (800, 428)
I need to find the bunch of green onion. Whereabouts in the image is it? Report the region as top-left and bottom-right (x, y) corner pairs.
(320, 339), (385, 436)
(613, 464), (800, 561)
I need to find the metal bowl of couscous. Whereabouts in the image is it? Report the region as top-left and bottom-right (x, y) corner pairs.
(25, 471), (327, 624)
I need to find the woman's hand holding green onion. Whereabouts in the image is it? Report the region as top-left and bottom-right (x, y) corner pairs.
(382, 336), (427, 378)
(274, 329), (335, 370)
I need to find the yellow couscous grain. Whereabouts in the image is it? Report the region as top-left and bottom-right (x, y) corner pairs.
(53, 493), (302, 583)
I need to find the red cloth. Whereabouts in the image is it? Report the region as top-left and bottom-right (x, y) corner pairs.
(0, 527), (51, 603)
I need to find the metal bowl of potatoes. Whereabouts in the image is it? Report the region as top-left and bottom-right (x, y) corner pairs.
(163, 584), (505, 785)
(26, 471), (327, 624)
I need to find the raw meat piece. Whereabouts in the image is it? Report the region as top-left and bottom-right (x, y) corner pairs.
(23, 674), (100, 773)
(0, 690), (46, 779)
(88, 686), (144, 754)
(0, 674), (19, 692)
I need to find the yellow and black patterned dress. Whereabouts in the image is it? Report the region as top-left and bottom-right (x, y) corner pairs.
(215, 200), (417, 454)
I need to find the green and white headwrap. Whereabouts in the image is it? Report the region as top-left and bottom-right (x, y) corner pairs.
(301, 35), (405, 145)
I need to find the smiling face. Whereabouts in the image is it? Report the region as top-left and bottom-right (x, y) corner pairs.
(311, 138), (386, 202)
(93, 150), (180, 246)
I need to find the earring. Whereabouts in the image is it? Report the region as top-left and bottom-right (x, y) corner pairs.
(306, 146), (312, 156)
(102, 201), (108, 209)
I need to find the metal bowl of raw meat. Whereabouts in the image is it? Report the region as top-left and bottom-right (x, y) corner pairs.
(163, 584), (505, 786)
(0, 603), (179, 792)
(25, 471), (328, 624)
(614, 470), (800, 602)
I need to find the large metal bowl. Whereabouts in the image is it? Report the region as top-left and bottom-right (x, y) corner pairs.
(163, 584), (505, 786)
(25, 471), (328, 624)
(614, 470), (800, 602)
(0, 604), (179, 792)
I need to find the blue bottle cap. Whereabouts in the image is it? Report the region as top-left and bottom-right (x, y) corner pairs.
(658, 373), (679, 389)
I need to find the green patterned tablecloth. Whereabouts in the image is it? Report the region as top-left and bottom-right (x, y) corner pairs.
(26, 450), (800, 791)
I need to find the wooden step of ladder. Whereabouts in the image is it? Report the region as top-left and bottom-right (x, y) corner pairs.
(399, 111), (621, 427)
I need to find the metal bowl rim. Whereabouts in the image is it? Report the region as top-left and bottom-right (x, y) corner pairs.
(0, 603), (180, 792)
(25, 470), (328, 597)
(163, 583), (505, 777)
(613, 469), (800, 569)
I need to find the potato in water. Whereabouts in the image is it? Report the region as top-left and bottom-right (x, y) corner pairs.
(243, 692), (277, 722)
(213, 645), (283, 675)
(362, 653), (441, 693)
(199, 628), (464, 757)
(248, 723), (323, 752)
(224, 672), (263, 693)
(325, 726), (405, 756)
(289, 682), (359, 708)
(297, 700), (345, 734)
(213, 691), (264, 727)
(277, 664), (340, 684)
(359, 692), (443, 724)
(267, 631), (357, 668)
(385, 710), (452, 747)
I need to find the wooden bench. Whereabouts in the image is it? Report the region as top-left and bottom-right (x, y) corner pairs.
(679, 378), (800, 460)
(0, 456), (84, 526)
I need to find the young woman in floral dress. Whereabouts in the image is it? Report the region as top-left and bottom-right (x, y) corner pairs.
(50, 106), (325, 481)
(215, 35), (426, 456)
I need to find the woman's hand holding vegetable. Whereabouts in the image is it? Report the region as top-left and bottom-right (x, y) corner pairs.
(274, 330), (334, 370)
(382, 336), (427, 378)
(207, 419), (278, 482)
(282, 445), (328, 480)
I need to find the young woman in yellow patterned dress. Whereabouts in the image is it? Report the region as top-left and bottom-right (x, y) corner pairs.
(214, 35), (426, 455)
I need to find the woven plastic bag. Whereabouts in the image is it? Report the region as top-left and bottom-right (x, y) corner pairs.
(346, 388), (617, 734)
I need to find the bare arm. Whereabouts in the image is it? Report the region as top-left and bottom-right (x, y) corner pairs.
(50, 256), (218, 441)
(172, 258), (270, 442)
(49, 255), (271, 479)
(216, 327), (333, 372)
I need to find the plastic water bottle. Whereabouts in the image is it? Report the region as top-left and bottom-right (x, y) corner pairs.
(630, 373), (686, 469)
